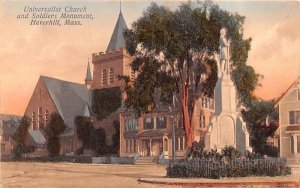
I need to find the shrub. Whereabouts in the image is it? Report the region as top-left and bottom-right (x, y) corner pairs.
(166, 158), (291, 179)
(45, 113), (66, 157)
(187, 141), (207, 159)
(47, 137), (60, 157)
(221, 146), (241, 160)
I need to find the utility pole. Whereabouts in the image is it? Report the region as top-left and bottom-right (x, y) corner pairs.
(172, 93), (176, 160)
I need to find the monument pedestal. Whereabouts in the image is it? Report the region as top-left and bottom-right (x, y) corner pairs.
(205, 74), (252, 154)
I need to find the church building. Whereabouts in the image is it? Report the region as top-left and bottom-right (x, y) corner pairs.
(24, 76), (91, 155)
(24, 8), (214, 158)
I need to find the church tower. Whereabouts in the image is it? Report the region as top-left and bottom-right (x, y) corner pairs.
(92, 7), (134, 90)
(85, 59), (93, 89)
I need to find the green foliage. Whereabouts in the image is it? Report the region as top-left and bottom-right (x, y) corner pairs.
(12, 145), (36, 159)
(92, 87), (122, 120)
(123, 1), (260, 117)
(75, 116), (93, 148)
(12, 116), (34, 158)
(242, 99), (279, 156)
(167, 158), (291, 179)
(75, 116), (107, 155)
(91, 127), (107, 155)
(187, 142), (241, 161)
(13, 116), (31, 146)
(47, 137), (60, 157)
(221, 146), (241, 160)
(112, 120), (120, 153)
(45, 112), (66, 138)
(45, 113), (66, 157)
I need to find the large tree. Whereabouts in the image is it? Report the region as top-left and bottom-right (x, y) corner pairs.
(123, 1), (260, 148)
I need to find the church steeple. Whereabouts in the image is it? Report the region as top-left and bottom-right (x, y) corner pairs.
(106, 3), (128, 52)
(85, 59), (93, 89)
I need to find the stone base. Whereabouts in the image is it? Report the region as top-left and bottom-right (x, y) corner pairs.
(205, 112), (252, 154)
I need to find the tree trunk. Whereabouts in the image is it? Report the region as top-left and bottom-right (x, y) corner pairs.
(182, 81), (193, 148)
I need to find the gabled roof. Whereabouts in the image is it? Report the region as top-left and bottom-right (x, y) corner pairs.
(41, 76), (90, 136)
(275, 77), (300, 107)
(106, 11), (128, 51)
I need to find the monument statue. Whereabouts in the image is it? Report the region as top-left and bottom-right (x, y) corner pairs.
(218, 28), (231, 77)
(205, 28), (252, 154)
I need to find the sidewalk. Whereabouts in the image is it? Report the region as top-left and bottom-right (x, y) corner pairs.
(138, 166), (300, 187)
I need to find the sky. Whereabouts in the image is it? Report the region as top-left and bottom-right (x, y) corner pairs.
(0, 0), (299, 116)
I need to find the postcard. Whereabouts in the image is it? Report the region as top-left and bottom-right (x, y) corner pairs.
(1, 0), (299, 187)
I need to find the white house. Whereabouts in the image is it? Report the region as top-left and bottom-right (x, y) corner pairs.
(275, 77), (300, 164)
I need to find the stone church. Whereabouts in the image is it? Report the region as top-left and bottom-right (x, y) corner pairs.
(25, 9), (214, 157)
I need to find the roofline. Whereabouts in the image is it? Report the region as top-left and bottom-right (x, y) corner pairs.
(41, 75), (85, 86)
(274, 78), (299, 108)
(24, 76), (61, 119)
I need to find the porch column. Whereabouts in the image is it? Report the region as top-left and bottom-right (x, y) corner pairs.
(150, 138), (152, 156)
(293, 134), (298, 155)
(137, 139), (140, 153)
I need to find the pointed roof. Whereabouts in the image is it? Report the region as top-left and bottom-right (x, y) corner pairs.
(85, 60), (92, 81)
(41, 76), (90, 136)
(106, 11), (128, 51)
(275, 76), (300, 107)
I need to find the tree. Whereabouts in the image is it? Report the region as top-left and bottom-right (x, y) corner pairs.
(12, 116), (34, 158)
(75, 116), (93, 150)
(112, 120), (120, 153)
(242, 99), (279, 156)
(13, 116), (31, 146)
(75, 116), (107, 155)
(92, 87), (122, 120)
(45, 112), (66, 157)
(123, 1), (260, 148)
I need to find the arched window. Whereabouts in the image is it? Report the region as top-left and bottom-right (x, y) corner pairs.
(109, 68), (114, 84)
(44, 110), (49, 126)
(32, 112), (36, 130)
(102, 69), (107, 86)
(38, 107), (43, 129)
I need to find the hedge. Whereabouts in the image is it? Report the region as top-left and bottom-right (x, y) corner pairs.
(167, 158), (291, 179)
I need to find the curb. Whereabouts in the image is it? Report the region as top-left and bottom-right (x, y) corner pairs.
(138, 178), (300, 187)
